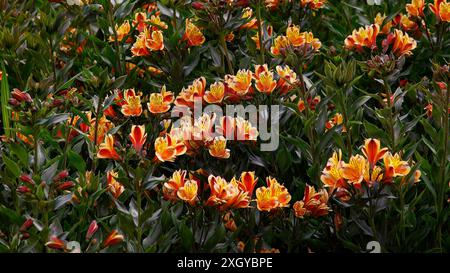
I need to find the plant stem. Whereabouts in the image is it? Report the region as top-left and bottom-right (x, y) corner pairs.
(220, 33), (233, 75)
(256, 0), (265, 64)
(382, 77), (396, 151)
(136, 178), (142, 252)
(436, 78), (449, 250)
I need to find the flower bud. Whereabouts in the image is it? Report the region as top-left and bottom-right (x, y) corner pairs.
(86, 220), (98, 240)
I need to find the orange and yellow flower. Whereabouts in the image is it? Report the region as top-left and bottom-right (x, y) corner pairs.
(235, 117), (259, 141)
(362, 138), (388, 167)
(182, 19), (205, 47)
(344, 24), (380, 52)
(177, 180), (199, 205)
(163, 170), (199, 205)
(254, 64), (277, 94)
(383, 152), (411, 180)
(256, 177), (291, 212)
(131, 28), (164, 57)
(374, 13), (392, 34)
(121, 89), (142, 117)
(293, 184), (330, 218)
(109, 21), (131, 42)
(206, 175), (250, 210)
(103, 230), (124, 248)
(149, 14), (168, 30)
(407, 0), (425, 17)
(133, 12), (149, 32)
(107, 170), (124, 199)
(154, 133), (187, 162)
(97, 134), (121, 161)
(239, 171), (258, 197)
(240, 7), (258, 29)
(430, 0), (450, 22)
(301, 0), (327, 10)
(148, 85), (174, 114)
(341, 155), (367, 188)
(87, 114), (114, 144)
(270, 35), (290, 56)
(276, 65), (298, 95)
(271, 25), (321, 56)
(175, 77), (207, 108)
(163, 170), (188, 201)
(225, 69), (253, 98)
(204, 81), (225, 104)
(320, 150), (346, 190)
(208, 136), (230, 159)
(129, 125), (147, 153)
(391, 29), (417, 56)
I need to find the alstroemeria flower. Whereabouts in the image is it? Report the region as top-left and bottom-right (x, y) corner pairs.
(163, 170), (187, 201)
(177, 180), (198, 205)
(121, 89), (142, 117)
(407, 0), (425, 17)
(256, 177), (291, 212)
(383, 152), (411, 180)
(107, 170), (124, 199)
(341, 155), (367, 187)
(175, 77), (206, 108)
(97, 134), (121, 161)
(206, 175), (250, 210)
(145, 29), (164, 51)
(109, 21), (131, 42)
(430, 0), (450, 22)
(45, 236), (66, 250)
(276, 65), (298, 95)
(132, 12), (149, 32)
(148, 85), (174, 114)
(240, 7), (258, 29)
(208, 136), (230, 159)
(154, 133), (187, 162)
(301, 0), (327, 10)
(361, 138), (388, 167)
(87, 114), (114, 144)
(129, 125), (147, 153)
(182, 19), (205, 46)
(149, 14), (168, 30)
(391, 29), (417, 56)
(344, 24), (380, 52)
(239, 171), (258, 197)
(254, 64), (276, 94)
(204, 81), (225, 104)
(225, 70), (253, 98)
(320, 150), (346, 190)
(293, 184), (330, 218)
(103, 230), (124, 248)
(374, 13), (392, 34)
(235, 116), (259, 141)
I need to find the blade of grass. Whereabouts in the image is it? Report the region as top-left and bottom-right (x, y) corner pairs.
(1, 62), (11, 138)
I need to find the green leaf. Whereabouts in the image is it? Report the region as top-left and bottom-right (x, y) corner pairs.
(37, 113), (69, 126)
(179, 221), (194, 251)
(68, 150), (86, 173)
(2, 155), (21, 178)
(54, 194), (73, 210)
(1, 62), (11, 138)
(41, 161), (59, 183)
(9, 143), (28, 167)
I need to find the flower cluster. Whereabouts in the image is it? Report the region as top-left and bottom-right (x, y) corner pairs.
(321, 139), (421, 193)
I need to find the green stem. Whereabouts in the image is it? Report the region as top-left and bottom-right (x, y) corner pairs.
(220, 33), (233, 75)
(136, 179), (142, 252)
(436, 78), (449, 250)
(382, 77), (396, 151)
(256, 0), (265, 64)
